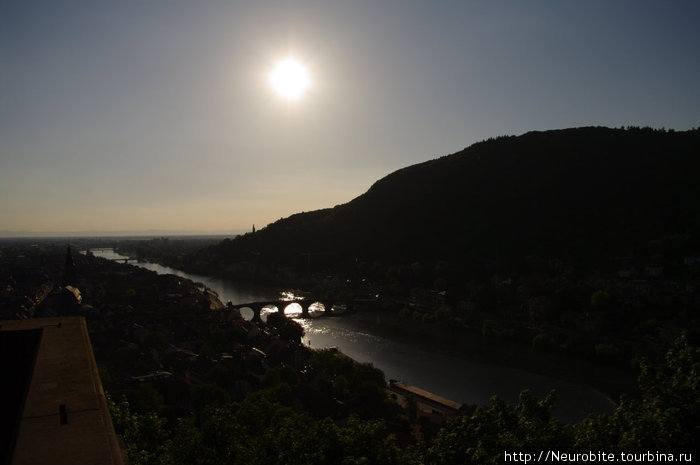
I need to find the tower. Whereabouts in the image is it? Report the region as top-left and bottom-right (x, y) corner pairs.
(62, 245), (77, 287)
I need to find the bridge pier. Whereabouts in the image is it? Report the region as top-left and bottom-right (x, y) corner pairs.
(277, 302), (287, 318)
(323, 302), (333, 316)
(230, 298), (368, 322)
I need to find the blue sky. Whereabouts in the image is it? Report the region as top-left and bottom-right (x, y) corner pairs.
(1, 1), (699, 234)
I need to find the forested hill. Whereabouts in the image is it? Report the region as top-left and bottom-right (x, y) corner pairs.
(211, 127), (699, 273)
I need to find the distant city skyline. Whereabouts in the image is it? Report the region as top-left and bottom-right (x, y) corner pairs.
(0, 229), (248, 238)
(2, 1), (699, 235)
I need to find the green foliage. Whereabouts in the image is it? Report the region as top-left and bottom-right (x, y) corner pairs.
(126, 383), (165, 415)
(261, 365), (299, 390)
(98, 365), (115, 390)
(432, 278), (448, 292)
(164, 393), (405, 465)
(191, 383), (230, 415)
(308, 349), (397, 420)
(616, 335), (698, 450)
(107, 393), (169, 465)
(481, 319), (515, 338)
(433, 260), (451, 278)
(532, 332), (556, 351)
(424, 390), (566, 464)
(571, 334), (700, 451)
(338, 416), (404, 465)
(405, 394), (418, 422)
(410, 261), (426, 284)
(140, 331), (167, 351)
(267, 311), (305, 342)
(105, 336), (700, 464)
(590, 289), (613, 312)
(198, 341), (215, 358)
(594, 343), (620, 359)
(209, 328), (229, 353)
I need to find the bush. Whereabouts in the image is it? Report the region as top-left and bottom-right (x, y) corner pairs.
(191, 383), (230, 415)
(266, 312), (304, 342)
(532, 333), (557, 351)
(594, 343), (620, 360)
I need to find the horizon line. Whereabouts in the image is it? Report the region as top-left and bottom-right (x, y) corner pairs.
(0, 229), (248, 239)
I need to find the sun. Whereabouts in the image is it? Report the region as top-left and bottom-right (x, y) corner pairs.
(269, 58), (310, 101)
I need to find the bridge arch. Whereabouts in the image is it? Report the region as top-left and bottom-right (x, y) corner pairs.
(330, 302), (348, 315)
(283, 302), (303, 317)
(322, 301), (334, 316)
(304, 301), (325, 318)
(238, 306), (255, 321)
(229, 297), (363, 322)
(260, 304), (279, 322)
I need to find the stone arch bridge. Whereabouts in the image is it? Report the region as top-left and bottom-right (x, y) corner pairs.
(228, 298), (376, 322)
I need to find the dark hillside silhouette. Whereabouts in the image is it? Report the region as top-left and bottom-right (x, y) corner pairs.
(210, 127), (699, 273)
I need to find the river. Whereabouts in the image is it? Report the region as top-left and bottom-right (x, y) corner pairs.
(87, 248), (618, 422)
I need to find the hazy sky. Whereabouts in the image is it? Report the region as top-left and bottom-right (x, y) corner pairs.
(2, 1), (699, 234)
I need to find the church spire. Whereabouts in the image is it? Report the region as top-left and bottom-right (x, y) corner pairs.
(62, 245), (77, 287)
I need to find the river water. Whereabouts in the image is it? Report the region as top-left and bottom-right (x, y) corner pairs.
(88, 248), (617, 422)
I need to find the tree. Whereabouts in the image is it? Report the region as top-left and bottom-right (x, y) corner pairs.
(572, 334), (700, 452)
(191, 383), (230, 416)
(267, 311), (305, 343)
(107, 394), (169, 465)
(262, 365), (299, 390)
(140, 331), (167, 351)
(164, 391), (408, 465)
(615, 335), (698, 450)
(127, 383), (165, 415)
(590, 289), (613, 312)
(424, 390), (567, 464)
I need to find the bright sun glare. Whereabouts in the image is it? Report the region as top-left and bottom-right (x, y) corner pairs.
(269, 58), (310, 101)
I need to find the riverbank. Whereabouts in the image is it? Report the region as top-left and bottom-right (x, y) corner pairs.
(334, 307), (636, 401)
(110, 249), (642, 399)
(295, 310), (618, 422)
(88, 248), (625, 421)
